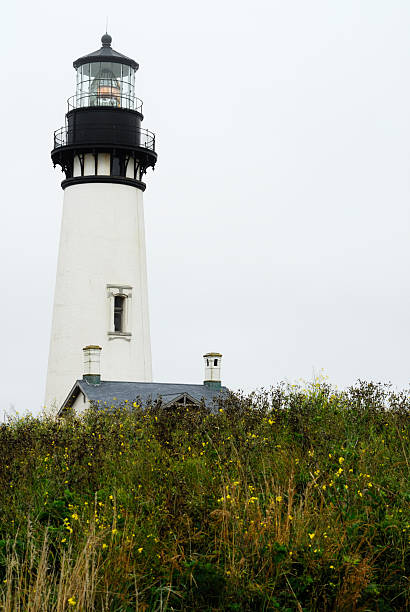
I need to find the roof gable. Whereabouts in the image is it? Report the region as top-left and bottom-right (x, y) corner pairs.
(161, 392), (201, 408)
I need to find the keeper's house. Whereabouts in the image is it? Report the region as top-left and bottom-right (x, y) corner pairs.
(58, 347), (227, 415)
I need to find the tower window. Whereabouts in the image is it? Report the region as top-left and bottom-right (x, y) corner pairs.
(111, 154), (125, 177)
(107, 285), (132, 339)
(214, 359), (218, 366)
(114, 295), (125, 332)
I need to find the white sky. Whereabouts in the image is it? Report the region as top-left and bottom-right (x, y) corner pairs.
(1, 0), (409, 415)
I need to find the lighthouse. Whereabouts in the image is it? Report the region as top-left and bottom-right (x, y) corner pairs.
(45, 34), (157, 408)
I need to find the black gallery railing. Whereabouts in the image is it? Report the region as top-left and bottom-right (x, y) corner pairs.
(53, 126), (156, 151)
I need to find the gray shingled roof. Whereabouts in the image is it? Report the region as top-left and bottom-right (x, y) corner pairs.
(62, 380), (228, 413)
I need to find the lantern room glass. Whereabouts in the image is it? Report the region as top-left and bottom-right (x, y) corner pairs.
(76, 62), (135, 109)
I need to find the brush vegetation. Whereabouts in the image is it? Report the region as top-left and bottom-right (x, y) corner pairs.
(0, 380), (409, 611)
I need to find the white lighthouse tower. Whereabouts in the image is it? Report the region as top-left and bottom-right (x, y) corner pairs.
(45, 34), (157, 408)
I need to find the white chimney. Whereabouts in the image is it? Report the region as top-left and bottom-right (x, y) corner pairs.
(203, 352), (222, 389)
(82, 345), (102, 385)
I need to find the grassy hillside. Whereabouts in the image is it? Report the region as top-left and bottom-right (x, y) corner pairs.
(0, 381), (409, 611)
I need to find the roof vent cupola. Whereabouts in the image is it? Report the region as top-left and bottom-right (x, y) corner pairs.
(82, 345), (102, 385)
(203, 352), (222, 390)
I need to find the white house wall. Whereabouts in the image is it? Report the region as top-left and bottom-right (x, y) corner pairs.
(71, 391), (90, 415)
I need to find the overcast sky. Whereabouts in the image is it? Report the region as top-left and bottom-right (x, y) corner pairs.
(1, 0), (409, 416)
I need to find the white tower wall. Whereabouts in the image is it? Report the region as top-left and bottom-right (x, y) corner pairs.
(45, 182), (152, 408)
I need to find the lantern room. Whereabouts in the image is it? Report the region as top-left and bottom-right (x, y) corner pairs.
(51, 33), (157, 186)
(71, 33), (139, 111)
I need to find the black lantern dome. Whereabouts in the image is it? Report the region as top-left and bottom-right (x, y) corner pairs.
(51, 34), (157, 191)
(73, 34), (139, 71)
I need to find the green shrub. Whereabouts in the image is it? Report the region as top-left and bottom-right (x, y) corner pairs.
(0, 381), (408, 610)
